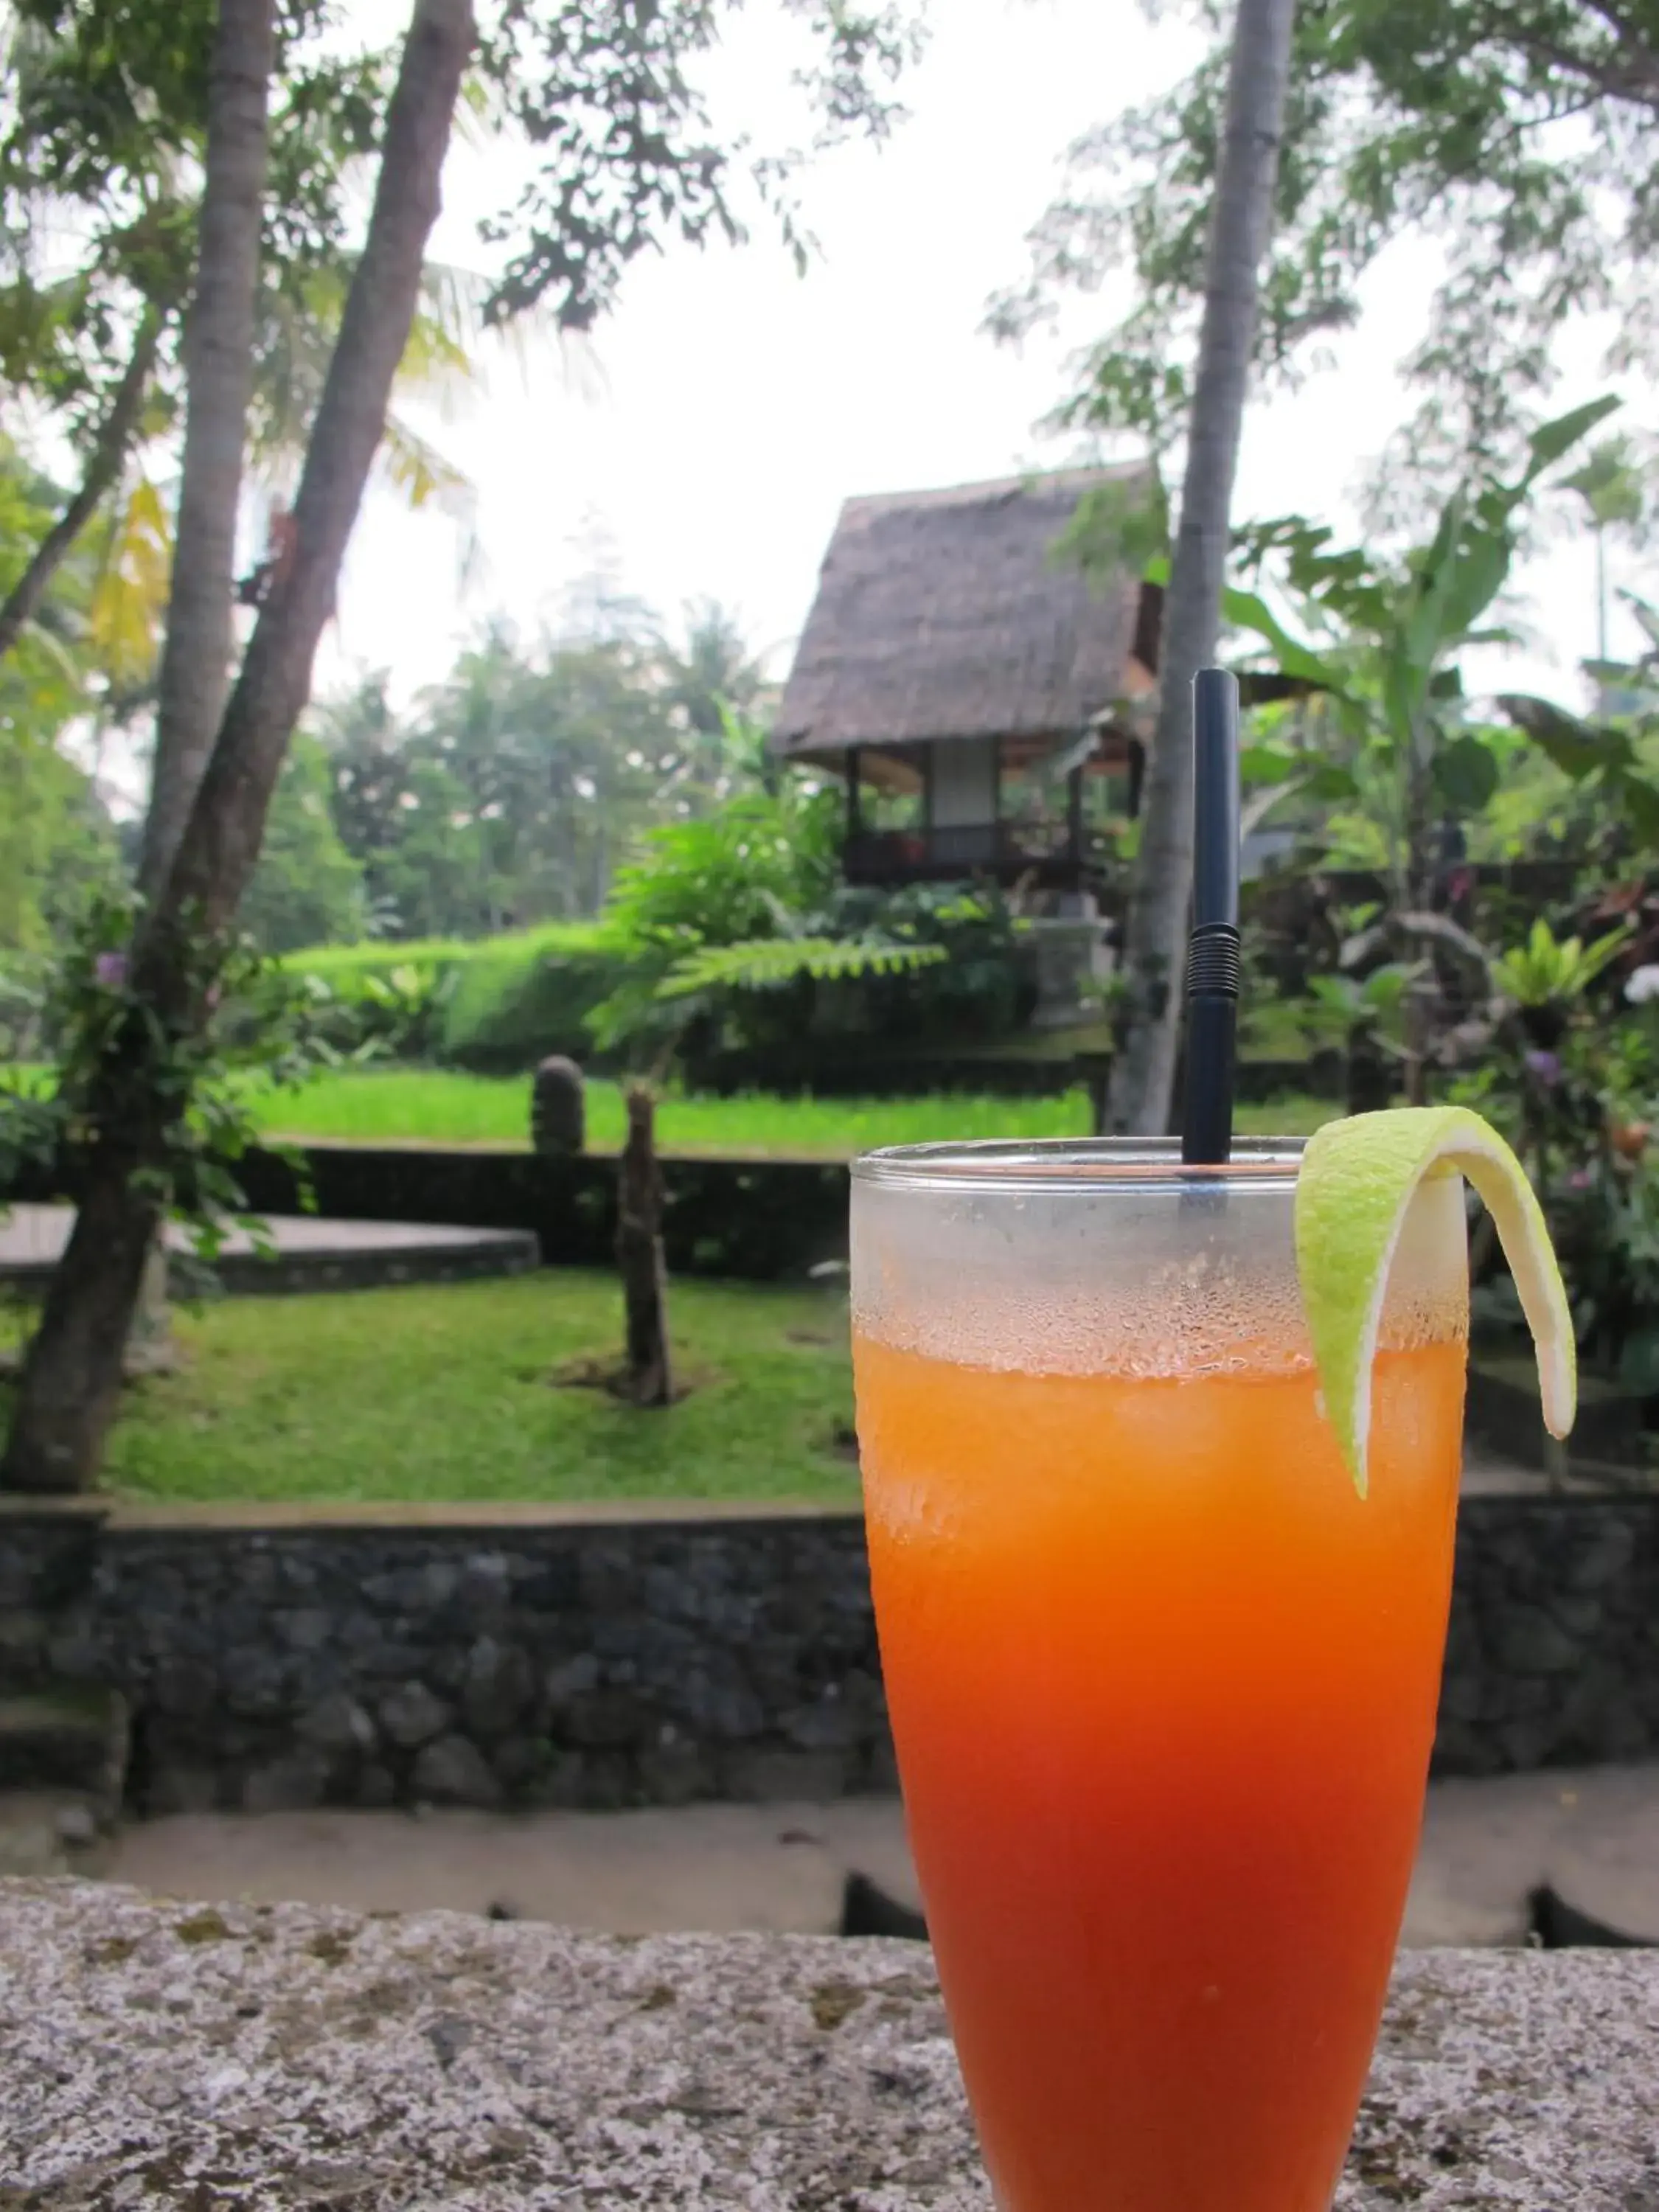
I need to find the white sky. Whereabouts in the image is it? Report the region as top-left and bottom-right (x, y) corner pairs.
(316, 0), (1649, 716)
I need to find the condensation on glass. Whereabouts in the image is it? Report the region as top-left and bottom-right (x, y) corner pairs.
(851, 1138), (1470, 1380)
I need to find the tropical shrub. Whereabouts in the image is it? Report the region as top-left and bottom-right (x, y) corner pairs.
(1441, 918), (1659, 1387)
(594, 875), (1034, 1083)
(599, 785), (843, 958)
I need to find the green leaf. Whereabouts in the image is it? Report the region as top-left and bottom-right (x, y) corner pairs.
(1618, 590), (1659, 653)
(1432, 733), (1500, 814)
(1621, 778), (1659, 845)
(1497, 695), (1618, 779)
(1434, 527), (1514, 644)
(1239, 742), (1301, 786)
(1304, 762), (1361, 802)
(657, 935), (949, 1000)
(1358, 964), (1413, 1012)
(1523, 394), (1622, 484)
(1219, 584), (1346, 692)
(1617, 1324), (1659, 1397)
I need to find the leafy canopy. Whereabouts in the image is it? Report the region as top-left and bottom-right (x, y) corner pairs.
(992, 0), (1659, 481)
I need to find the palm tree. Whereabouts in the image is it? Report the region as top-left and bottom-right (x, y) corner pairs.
(0, 4), (492, 728)
(661, 599), (772, 800)
(1105, 0), (1298, 1136)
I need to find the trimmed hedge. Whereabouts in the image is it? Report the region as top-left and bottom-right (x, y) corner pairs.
(280, 925), (633, 1071)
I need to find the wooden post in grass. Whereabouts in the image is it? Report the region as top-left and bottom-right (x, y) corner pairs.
(617, 1082), (672, 1407)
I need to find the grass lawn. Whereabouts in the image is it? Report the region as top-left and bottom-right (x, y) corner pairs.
(247, 1070), (1096, 1153)
(5, 1060), (1345, 1155)
(0, 1272), (859, 1505)
(234, 1068), (1343, 1153)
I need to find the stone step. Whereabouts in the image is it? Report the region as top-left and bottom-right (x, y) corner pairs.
(0, 1688), (128, 1815)
(0, 1790), (112, 1877)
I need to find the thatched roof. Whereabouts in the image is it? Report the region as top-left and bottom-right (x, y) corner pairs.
(773, 465), (1155, 762)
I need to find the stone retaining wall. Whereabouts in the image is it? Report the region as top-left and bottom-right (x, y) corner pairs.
(3, 1491), (1658, 1812)
(8, 1144), (853, 1281)
(1439, 1495), (1659, 1770)
(16, 1507), (888, 1815)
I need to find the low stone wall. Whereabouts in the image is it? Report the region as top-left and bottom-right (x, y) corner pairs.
(43, 1506), (888, 1815)
(7, 1144), (853, 1281)
(1439, 1494), (1659, 1771)
(4, 1489), (1659, 1813)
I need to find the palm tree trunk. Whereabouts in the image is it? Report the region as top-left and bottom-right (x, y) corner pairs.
(126, 0), (274, 1366)
(1105, 0), (1297, 1136)
(140, 0), (276, 902)
(0, 309), (163, 667)
(2, 0), (477, 1495)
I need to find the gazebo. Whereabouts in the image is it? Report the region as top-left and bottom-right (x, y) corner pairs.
(771, 465), (1160, 903)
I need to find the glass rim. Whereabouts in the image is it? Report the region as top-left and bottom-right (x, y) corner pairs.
(850, 1135), (1310, 1197)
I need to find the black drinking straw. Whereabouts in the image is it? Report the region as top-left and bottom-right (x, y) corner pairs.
(1180, 667), (1242, 1166)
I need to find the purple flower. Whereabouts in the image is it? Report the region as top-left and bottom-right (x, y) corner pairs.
(1523, 1048), (1562, 1087)
(1568, 1167), (1593, 1190)
(204, 982), (222, 1013)
(94, 950), (128, 990)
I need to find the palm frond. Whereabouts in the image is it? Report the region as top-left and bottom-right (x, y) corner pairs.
(86, 470), (170, 686)
(658, 935), (948, 1000)
(378, 411), (476, 517)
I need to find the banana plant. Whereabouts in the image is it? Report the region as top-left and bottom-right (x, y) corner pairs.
(1498, 592), (1659, 844)
(1561, 437), (1649, 664)
(1176, 398), (1620, 1097)
(1215, 397), (1621, 917)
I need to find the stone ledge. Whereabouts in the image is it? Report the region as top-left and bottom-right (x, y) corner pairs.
(1, 1881), (1655, 2207)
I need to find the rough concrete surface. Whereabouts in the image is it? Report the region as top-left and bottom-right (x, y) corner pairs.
(2, 1879), (1658, 2209)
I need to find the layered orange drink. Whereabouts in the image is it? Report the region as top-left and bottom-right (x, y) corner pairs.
(852, 1140), (1471, 2212)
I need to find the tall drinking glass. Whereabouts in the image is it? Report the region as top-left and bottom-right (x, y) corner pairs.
(851, 1139), (1468, 2212)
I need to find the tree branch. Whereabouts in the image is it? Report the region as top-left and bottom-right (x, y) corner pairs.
(1504, 3), (1659, 113)
(1579, 0), (1659, 96)
(0, 307), (162, 667)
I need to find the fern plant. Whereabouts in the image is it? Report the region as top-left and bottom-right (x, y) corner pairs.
(658, 935), (948, 1000)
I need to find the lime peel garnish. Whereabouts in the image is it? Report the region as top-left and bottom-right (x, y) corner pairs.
(1294, 1106), (1576, 1497)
